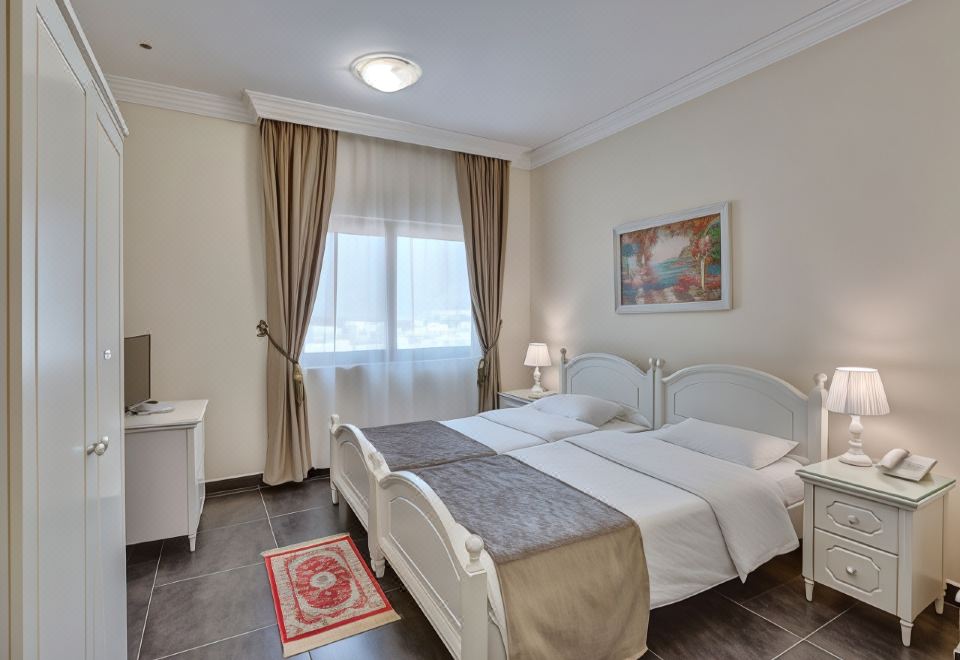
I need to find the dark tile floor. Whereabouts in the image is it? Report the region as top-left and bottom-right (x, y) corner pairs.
(127, 476), (960, 659)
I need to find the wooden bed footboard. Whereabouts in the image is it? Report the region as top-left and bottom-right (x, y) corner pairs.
(376, 470), (495, 660)
(329, 415), (389, 572)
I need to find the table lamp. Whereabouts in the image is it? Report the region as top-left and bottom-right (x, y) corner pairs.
(523, 343), (551, 397)
(826, 367), (890, 467)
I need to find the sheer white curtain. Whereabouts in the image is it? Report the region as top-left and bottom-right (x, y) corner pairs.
(303, 133), (480, 467)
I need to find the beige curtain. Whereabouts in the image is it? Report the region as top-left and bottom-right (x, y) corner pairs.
(455, 153), (510, 412)
(260, 119), (338, 484)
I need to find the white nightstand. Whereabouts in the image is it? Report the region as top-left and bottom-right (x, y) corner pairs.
(497, 389), (554, 409)
(797, 457), (955, 646)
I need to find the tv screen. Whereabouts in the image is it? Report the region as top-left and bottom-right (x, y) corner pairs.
(124, 334), (151, 410)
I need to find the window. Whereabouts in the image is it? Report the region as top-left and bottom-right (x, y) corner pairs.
(301, 134), (477, 367)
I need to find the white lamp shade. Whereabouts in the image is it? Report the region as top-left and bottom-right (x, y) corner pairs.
(826, 367), (890, 416)
(523, 343), (551, 368)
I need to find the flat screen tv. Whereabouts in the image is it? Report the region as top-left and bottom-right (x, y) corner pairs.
(124, 334), (151, 411)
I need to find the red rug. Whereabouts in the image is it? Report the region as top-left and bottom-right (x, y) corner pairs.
(262, 534), (400, 657)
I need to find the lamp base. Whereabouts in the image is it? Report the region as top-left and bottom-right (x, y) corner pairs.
(838, 414), (872, 467)
(530, 366), (544, 395)
(838, 450), (873, 467)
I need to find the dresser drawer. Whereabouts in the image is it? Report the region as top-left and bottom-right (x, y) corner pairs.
(814, 529), (898, 614)
(814, 487), (899, 553)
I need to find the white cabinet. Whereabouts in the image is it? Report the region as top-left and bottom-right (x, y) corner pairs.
(125, 401), (208, 551)
(798, 458), (956, 647)
(5, 1), (127, 657)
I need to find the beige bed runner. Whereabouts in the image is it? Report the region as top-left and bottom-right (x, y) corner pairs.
(414, 454), (649, 660)
(360, 420), (496, 471)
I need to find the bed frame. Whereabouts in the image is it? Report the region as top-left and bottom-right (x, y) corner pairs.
(328, 350), (656, 579)
(372, 360), (829, 660)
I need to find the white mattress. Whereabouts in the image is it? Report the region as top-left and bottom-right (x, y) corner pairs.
(507, 435), (802, 609)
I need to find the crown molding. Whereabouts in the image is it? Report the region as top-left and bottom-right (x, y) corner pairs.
(528, 0), (911, 168)
(245, 90), (532, 169)
(107, 75), (257, 124)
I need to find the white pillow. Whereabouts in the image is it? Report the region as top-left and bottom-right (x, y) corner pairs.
(654, 418), (798, 469)
(531, 394), (622, 427)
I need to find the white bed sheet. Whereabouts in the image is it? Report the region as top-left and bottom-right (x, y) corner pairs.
(503, 434), (800, 610)
(440, 416), (547, 454)
(758, 456), (804, 506)
(440, 406), (642, 453)
(510, 439), (738, 609)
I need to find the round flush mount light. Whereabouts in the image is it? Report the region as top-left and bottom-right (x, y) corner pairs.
(351, 54), (422, 93)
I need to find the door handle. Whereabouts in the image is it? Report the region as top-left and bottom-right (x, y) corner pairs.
(86, 436), (109, 456)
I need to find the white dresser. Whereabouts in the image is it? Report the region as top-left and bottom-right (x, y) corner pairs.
(125, 400), (208, 551)
(797, 458), (955, 646)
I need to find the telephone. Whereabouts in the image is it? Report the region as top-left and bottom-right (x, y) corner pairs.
(877, 448), (937, 482)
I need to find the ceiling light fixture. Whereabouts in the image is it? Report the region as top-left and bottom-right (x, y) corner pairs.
(351, 54), (421, 93)
(138, 42), (152, 50)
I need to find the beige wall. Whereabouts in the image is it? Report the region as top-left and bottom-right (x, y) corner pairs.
(122, 102), (267, 480)
(530, 0), (960, 580)
(122, 101), (533, 479)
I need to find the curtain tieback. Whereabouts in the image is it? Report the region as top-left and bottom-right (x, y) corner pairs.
(476, 319), (503, 388)
(257, 320), (305, 405)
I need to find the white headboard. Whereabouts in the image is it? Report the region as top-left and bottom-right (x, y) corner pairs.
(559, 349), (656, 426)
(657, 364), (828, 464)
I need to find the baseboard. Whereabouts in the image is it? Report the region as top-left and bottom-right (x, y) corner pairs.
(204, 468), (331, 494)
(204, 473), (262, 494)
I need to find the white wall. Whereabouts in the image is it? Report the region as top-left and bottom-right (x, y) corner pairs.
(121, 102), (533, 478)
(530, 0), (960, 579)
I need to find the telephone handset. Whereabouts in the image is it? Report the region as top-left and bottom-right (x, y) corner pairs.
(878, 448), (937, 482)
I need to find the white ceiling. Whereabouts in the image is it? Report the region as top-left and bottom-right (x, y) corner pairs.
(73, 0), (841, 151)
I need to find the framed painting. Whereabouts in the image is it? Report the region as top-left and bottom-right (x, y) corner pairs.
(614, 202), (731, 313)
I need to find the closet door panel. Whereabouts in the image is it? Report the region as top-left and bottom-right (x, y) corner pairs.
(92, 109), (126, 660)
(35, 15), (89, 658)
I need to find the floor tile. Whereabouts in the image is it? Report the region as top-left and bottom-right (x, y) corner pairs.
(164, 625), (308, 659)
(809, 602), (959, 660)
(308, 587), (451, 659)
(138, 564), (276, 660)
(776, 641), (838, 659)
(717, 548), (802, 603)
(198, 490), (267, 531)
(647, 590), (800, 660)
(127, 539), (164, 567)
(127, 559), (158, 660)
(270, 504), (365, 548)
(742, 576), (854, 637)
(261, 478), (334, 516)
(155, 519), (276, 585)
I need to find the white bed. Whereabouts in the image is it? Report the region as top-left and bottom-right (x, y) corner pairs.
(373, 361), (829, 660)
(328, 351), (656, 573)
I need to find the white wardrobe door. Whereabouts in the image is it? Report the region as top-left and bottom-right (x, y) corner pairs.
(91, 109), (126, 660)
(35, 16), (89, 657)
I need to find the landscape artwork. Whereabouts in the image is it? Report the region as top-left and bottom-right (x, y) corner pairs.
(614, 202), (730, 313)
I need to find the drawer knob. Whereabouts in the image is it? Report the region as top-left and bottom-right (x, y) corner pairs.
(845, 566), (858, 576)
(847, 515), (860, 526)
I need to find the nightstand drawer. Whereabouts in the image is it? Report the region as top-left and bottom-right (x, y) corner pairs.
(814, 488), (899, 554)
(814, 529), (898, 615)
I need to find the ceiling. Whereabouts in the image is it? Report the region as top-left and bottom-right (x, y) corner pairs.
(74, 0), (838, 150)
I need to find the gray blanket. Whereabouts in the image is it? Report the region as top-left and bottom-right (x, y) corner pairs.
(414, 455), (649, 660)
(360, 420), (496, 472)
